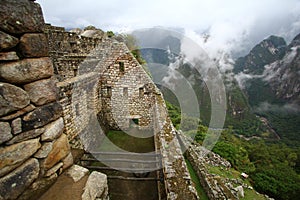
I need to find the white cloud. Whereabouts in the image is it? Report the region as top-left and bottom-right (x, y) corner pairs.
(234, 72), (263, 89)
(37, 0), (300, 57)
(254, 102), (300, 113)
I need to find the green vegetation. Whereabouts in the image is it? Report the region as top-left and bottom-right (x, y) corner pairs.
(185, 158), (209, 200)
(107, 31), (115, 38)
(201, 130), (300, 200)
(166, 101), (181, 129)
(119, 34), (146, 65)
(206, 165), (266, 200)
(258, 111), (300, 147)
(98, 130), (154, 153)
(166, 100), (300, 200)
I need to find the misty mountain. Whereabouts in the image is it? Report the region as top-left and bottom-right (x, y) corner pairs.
(133, 27), (300, 144)
(235, 33), (300, 104)
(234, 35), (287, 75)
(234, 33), (300, 144)
(132, 27), (182, 55)
(134, 28), (264, 136)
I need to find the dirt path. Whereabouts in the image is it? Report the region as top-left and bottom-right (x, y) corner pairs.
(39, 174), (88, 200)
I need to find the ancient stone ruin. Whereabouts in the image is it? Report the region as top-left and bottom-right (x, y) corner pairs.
(0, 1), (274, 200)
(0, 0), (199, 199)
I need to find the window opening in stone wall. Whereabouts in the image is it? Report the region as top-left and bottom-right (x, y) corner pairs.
(107, 86), (112, 97)
(132, 118), (139, 125)
(74, 68), (78, 76)
(119, 62), (125, 72)
(75, 103), (80, 116)
(123, 87), (128, 97)
(139, 87), (144, 97)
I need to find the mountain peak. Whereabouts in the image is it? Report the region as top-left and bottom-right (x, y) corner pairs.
(289, 33), (300, 47)
(234, 35), (287, 75)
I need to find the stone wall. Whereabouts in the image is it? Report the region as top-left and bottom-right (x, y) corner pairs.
(44, 24), (102, 82)
(178, 132), (240, 200)
(0, 0), (74, 199)
(153, 95), (199, 200)
(0, 1), (201, 199)
(45, 26), (158, 139)
(100, 51), (157, 130)
(45, 23), (200, 199)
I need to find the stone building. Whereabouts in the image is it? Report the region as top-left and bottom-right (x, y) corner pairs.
(0, 0), (199, 199)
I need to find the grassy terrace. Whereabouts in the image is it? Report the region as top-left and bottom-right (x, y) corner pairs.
(185, 158), (209, 200)
(93, 129), (159, 200)
(206, 165), (267, 200)
(98, 129), (155, 153)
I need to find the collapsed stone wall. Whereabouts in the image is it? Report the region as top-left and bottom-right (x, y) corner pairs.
(0, 0), (74, 199)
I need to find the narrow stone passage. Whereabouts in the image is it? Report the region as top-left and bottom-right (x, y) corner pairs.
(81, 128), (163, 200)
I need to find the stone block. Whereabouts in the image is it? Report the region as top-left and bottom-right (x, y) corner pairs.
(65, 164), (89, 183)
(0, 104), (35, 121)
(0, 52), (19, 61)
(0, 158), (39, 200)
(0, 82), (30, 117)
(24, 78), (58, 106)
(0, 31), (19, 50)
(0, 138), (41, 177)
(34, 142), (53, 159)
(0, 57), (53, 84)
(19, 33), (49, 57)
(11, 117), (22, 134)
(62, 152), (74, 170)
(0, 122), (12, 145)
(0, 0), (44, 34)
(81, 171), (108, 200)
(41, 117), (64, 141)
(17, 173), (57, 200)
(41, 134), (70, 170)
(22, 102), (62, 131)
(45, 162), (63, 177)
(6, 128), (44, 145)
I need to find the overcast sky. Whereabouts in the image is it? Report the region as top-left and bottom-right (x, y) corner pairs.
(37, 0), (300, 56)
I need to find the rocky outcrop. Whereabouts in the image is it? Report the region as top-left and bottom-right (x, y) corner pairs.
(234, 35), (287, 75)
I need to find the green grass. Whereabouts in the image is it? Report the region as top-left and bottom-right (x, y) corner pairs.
(207, 165), (267, 200)
(207, 165), (240, 180)
(243, 188), (266, 200)
(98, 129), (155, 153)
(185, 159), (209, 200)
